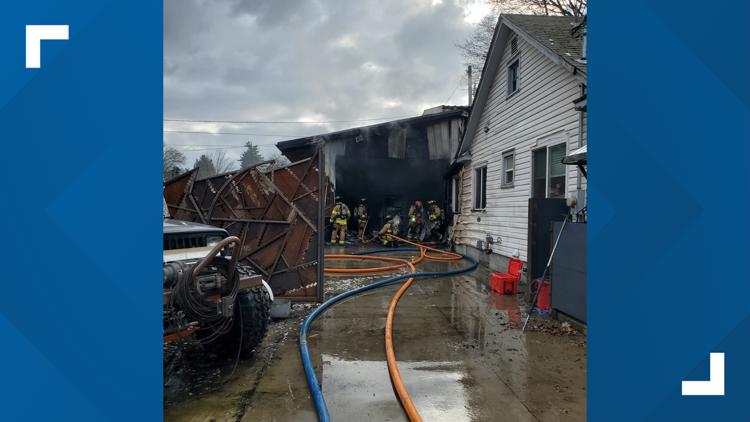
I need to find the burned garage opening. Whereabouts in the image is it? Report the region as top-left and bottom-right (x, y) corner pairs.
(277, 106), (468, 234)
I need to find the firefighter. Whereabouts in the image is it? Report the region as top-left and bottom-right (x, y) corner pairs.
(427, 199), (444, 240)
(354, 198), (369, 242)
(378, 215), (396, 247)
(391, 213), (401, 237)
(329, 196), (351, 246)
(407, 200), (424, 241)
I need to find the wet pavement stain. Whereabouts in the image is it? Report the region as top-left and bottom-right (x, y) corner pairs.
(165, 248), (586, 422)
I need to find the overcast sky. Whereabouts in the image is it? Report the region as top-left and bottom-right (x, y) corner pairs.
(164, 0), (493, 168)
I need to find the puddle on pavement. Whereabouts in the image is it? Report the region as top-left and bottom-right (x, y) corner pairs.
(322, 355), (472, 422)
(166, 252), (586, 422)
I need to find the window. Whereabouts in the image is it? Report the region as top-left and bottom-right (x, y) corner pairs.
(507, 59), (519, 96)
(473, 166), (487, 210)
(502, 150), (514, 187)
(532, 143), (567, 199)
(450, 176), (460, 213)
(548, 144), (567, 198)
(532, 148), (547, 198)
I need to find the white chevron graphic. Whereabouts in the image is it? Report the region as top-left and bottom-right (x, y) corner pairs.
(682, 352), (725, 396)
(26, 25), (69, 69)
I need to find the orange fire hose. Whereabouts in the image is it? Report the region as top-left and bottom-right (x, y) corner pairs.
(323, 235), (463, 422)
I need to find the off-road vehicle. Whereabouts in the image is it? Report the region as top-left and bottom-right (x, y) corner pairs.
(163, 219), (273, 358)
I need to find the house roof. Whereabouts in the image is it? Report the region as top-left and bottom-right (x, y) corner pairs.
(455, 14), (586, 159)
(503, 14), (586, 76)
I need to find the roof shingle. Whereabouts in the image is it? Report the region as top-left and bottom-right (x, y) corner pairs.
(503, 14), (586, 76)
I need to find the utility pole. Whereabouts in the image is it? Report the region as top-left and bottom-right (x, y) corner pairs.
(467, 65), (473, 106)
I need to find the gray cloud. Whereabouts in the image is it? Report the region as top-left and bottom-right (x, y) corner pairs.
(164, 0), (481, 167)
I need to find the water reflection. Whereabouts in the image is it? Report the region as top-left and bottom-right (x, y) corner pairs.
(322, 354), (471, 422)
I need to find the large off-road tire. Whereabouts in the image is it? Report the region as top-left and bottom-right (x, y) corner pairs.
(206, 286), (271, 359)
(210, 286), (271, 359)
(234, 286), (272, 358)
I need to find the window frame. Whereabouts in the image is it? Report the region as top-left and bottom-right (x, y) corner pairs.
(532, 142), (568, 199)
(501, 149), (515, 188)
(506, 57), (520, 97)
(450, 175), (460, 214)
(473, 165), (488, 211)
(547, 143), (567, 199)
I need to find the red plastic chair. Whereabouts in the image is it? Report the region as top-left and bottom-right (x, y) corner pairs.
(490, 257), (524, 295)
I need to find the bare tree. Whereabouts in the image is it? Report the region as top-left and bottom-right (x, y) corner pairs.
(491, 0), (586, 16)
(210, 150), (235, 174)
(457, 0), (587, 91)
(458, 14), (500, 82)
(163, 146), (186, 180)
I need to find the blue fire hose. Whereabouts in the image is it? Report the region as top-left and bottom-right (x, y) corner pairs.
(299, 247), (478, 422)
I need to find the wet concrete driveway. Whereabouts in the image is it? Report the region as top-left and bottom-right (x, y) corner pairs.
(165, 252), (586, 422)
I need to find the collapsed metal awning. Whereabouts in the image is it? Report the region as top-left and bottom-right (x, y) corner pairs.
(562, 144), (587, 178)
(164, 147), (329, 302)
(562, 144), (586, 165)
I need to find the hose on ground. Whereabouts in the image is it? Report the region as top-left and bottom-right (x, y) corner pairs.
(382, 236), (464, 422)
(299, 240), (477, 422)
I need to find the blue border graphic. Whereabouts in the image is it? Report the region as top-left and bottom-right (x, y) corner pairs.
(0, 1), (162, 420)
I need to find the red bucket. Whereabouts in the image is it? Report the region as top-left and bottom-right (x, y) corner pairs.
(534, 278), (551, 311)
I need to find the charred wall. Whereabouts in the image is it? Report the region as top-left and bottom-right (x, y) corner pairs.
(277, 109), (468, 234)
(331, 125), (450, 232)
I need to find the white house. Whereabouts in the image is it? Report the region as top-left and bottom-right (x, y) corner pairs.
(449, 14), (587, 271)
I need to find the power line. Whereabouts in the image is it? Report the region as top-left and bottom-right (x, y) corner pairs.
(163, 114), (417, 125)
(444, 74), (463, 104)
(166, 144), (280, 151)
(167, 143), (278, 147)
(164, 130), (302, 137)
(167, 146), (247, 151)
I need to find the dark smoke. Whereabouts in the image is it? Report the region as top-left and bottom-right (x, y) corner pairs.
(332, 123), (448, 236)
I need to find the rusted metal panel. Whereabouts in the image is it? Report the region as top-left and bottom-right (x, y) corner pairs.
(164, 169), (200, 221)
(164, 148), (327, 301)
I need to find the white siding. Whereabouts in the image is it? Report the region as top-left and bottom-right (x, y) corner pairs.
(453, 32), (584, 262)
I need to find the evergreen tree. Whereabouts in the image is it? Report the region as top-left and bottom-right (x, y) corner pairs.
(193, 154), (217, 179)
(238, 141), (264, 169)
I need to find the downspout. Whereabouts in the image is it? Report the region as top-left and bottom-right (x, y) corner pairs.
(577, 84), (584, 191)
(578, 25), (587, 191)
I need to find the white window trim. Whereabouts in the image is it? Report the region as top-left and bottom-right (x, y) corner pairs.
(533, 142), (568, 198)
(473, 165), (487, 211)
(506, 57), (521, 98)
(501, 149), (515, 188)
(533, 128), (568, 149)
(547, 142), (567, 199)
